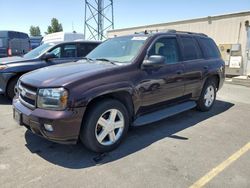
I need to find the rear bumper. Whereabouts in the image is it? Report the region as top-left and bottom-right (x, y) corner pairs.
(218, 71), (225, 90)
(0, 54), (7, 58)
(13, 98), (86, 144)
(0, 72), (16, 95)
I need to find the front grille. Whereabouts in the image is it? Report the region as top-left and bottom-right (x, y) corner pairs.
(18, 82), (37, 109)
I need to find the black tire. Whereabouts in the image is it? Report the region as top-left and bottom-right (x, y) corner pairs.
(80, 99), (130, 153)
(196, 79), (217, 112)
(6, 77), (19, 99)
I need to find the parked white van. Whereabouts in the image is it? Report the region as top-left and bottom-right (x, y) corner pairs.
(41, 32), (85, 44)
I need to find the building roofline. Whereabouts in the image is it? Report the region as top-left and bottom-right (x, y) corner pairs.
(108, 10), (250, 33)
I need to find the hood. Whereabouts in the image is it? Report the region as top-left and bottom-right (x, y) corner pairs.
(21, 61), (116, 88)
(0, 56), (32, 65)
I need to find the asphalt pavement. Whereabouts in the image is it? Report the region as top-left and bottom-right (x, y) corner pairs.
(0, 83), (249, 188)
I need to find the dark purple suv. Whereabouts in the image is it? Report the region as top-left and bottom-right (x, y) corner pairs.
(13, 31), (225, 153)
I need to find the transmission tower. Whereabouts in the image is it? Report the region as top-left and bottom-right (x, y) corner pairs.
(84, 0), (114, 40)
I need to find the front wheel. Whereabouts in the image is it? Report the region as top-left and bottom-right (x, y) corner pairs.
(197, 79), (217, 112)
(6, 77), (19, 99)
(80, 99), (129, 153)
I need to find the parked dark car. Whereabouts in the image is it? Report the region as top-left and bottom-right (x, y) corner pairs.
(0, 31), (30, 58)
(0, 40), (100, 98)
(30, 36), (43, 49)
(13, 30), (225, 153)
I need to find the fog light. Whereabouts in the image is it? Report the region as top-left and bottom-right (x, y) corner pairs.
(44, 124), (54, 132)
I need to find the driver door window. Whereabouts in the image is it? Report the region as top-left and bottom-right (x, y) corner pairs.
(48, 44), (77, 59)
(50, 46), (61, 58)
(148, 38), (180, 64)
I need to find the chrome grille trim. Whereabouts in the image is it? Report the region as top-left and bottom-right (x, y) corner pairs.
(19, 84), (37, 98)
(18, 82), (37, 109)
(19, 95), (36, 109)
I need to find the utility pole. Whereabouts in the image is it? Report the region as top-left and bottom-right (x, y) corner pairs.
(84, 0), (114, 40)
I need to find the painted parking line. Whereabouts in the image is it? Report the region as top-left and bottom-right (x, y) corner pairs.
(190, 142), (250, 188)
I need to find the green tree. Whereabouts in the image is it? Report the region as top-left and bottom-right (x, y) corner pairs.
(46, 18), (63, 34)
(29, 26), (41, 36)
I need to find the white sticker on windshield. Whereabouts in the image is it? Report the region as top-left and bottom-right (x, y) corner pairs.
(131, 37), (148, 41)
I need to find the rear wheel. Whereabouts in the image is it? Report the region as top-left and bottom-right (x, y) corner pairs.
(80, 99), (129, 153)
(6, 77), (19, 99)
(197, 79), (217, 112)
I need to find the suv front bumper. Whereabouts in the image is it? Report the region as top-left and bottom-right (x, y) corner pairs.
(13, 98), (86, 144)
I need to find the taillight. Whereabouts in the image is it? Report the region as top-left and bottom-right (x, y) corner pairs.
(7, 48), (12, 56)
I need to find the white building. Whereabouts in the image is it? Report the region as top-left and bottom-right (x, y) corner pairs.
(108, 11), (250, 76)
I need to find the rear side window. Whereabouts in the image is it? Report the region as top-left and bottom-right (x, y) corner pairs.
(180, 36), (202, 61)
(77, 43), (98, 57)
(199, 38), (220, 59)
(62, 44), (77, 58)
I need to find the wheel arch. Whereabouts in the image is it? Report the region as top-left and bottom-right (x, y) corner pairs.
(5, 73), (23, 95)
(83, 90), (135, 124)
(205, 74), (220, 90)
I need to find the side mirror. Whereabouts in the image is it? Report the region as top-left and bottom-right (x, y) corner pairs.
(41, 53), (57, 61)
(143, 55), (166, 68)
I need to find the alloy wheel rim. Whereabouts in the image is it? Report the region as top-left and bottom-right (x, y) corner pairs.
(95, 109), (125, 146)
(204, 85), (215, 107)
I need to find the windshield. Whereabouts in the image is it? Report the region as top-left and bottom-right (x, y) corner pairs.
(87, 36), (148, 63)
(23, 43), (54, 59)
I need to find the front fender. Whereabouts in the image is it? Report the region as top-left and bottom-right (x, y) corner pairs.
(70, 81), (139, 109)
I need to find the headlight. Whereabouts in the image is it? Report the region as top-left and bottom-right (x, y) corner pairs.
(37, 88), (68, 110)
(0, 65), (7, 70)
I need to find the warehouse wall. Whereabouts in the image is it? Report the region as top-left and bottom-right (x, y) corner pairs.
(108, 12), (250, 75)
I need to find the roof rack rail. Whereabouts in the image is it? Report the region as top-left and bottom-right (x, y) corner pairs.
(134, 29), (207, 37)
(169, 30), (207, 36)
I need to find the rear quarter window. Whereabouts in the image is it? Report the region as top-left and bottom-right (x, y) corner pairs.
(8, 32), (29, 39)
(180, 36), (202, 61)
(19, 33), (29, 39)
(198, 37), (220, 59)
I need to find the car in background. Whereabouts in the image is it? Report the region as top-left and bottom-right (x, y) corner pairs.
(0, 31), (30, 58)
(41, 32), (85, 44)
(30, 36), (43, 49)
(0, 40), (100, 98)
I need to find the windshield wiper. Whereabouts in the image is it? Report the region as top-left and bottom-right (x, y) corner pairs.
(76, 57), (94, 63)
(81, 57), (94, 61)
(95, 58), (118, 65)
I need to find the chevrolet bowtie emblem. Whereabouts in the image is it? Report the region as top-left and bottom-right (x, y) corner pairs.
(21, 88), (26, 96)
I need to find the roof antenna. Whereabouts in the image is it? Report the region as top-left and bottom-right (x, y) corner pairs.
(72, 22), (76, 33)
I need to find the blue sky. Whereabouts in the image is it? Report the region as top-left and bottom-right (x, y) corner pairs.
(0, 0), (249, 37)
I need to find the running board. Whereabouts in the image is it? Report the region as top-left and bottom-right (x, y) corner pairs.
(133, 101), (197, 127)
